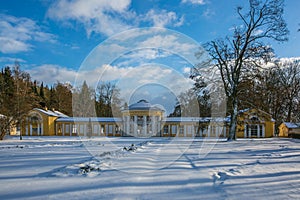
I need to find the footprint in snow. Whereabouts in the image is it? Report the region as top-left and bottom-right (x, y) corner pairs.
(213, 171), (228, 185)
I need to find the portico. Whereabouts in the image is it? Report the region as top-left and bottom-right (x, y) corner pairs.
(122, 100), (164, 137)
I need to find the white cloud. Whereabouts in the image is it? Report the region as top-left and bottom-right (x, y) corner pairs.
(0, 37), (30, 53)
(202, 8), (215, 18)
(27, 64), (78, 85)
(0, 57), (26, 63)
(183, 67), (191, 74)
(47, 1), (185, 37)
(144, 9), (184, 28)
(181, 0), (206, 5)
(0, 14), (56, 54)
(139, 35), (197, 57)
(47, 0), (134, 37)
(27, 64), (133, 86)
(115, 64), (194, 102)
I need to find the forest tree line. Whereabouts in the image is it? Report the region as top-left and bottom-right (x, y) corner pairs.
(1, 57), (299, 139)
(0, 62), (121, 139)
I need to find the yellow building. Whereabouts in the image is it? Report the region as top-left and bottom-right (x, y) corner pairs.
(235, 108), (275, 138)
(21, 108), (68, 136)
(278, 122), (300, 138)
(19, 101), (275, 138)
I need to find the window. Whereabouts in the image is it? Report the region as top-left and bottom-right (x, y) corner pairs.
(246, 124), (261, 137)
(250, 125), (258, 137)
(179, 126), (184, 135)
(210, 126), (216, 136)
(171, 125), (177, 135)
(163, 126), (169, 134)
(80, 125), (84, 134)
(93, 124), (99, 134)
(65, 125), (70, 134)
(108, 125), (113, 134)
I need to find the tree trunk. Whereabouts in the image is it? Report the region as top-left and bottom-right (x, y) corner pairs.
(286, 97), (293, 122)
(228, 98), (238, 141)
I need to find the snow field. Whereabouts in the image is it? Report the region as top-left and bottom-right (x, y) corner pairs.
(0, 137), (299, 199)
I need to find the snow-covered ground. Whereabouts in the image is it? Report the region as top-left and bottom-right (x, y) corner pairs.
(0, 136), (299, 199)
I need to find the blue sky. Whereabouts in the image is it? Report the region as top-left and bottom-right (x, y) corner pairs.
(0, 0), (299, 88)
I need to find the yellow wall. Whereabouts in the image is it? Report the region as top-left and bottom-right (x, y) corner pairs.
(278, 123), (300, 137)
(236, 108), (274, 138)
(21, 109), (58, 136)
(21, 108), (275, 138)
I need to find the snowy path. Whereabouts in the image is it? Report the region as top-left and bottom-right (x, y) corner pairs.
(0, 137), (299, 199)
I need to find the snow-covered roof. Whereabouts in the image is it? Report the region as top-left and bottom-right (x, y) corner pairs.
(56, 117), (122, 123)
(33, 108), (68, 118)
(127, 99), (163, 111)
(283, 122), (300, 129)
(165, 117), (228, 123)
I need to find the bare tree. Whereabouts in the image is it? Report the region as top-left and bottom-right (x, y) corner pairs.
(95, 81), (122, 117)
(204, 0), (289, 140)
(276, 59), (300, 122)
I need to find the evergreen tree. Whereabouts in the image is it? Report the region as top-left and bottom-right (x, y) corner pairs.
(73, 81), (95, 117)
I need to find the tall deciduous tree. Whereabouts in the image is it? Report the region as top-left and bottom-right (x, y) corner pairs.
(54, 82), (73, 116)
(203, 0), (289, 140)
(95, 81), (122, 117)
(276, 59), (300, 122)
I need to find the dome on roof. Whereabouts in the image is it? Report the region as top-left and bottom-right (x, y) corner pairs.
(128, 99), (162, 111)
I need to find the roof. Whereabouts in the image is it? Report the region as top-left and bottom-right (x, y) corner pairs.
(239, 108), (272, 117)
(33, 108), (69, 118)
(127, 99), (164, 111)
(226, 108), (273, 121)
(165, 117), (228, 123)
(283, 122), (300, 129)
(56, 117), (122, 123)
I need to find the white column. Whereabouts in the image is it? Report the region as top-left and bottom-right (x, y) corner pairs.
(30, 124), (32, 136)
(184, 125), (187, 137)
(41, 123), (43, 136)
(126, 116), (130, 136)
(62, 124), (65, 136)
(98, 124), (100, 136)
(105, 124), (108, 136)
(123, 117), (126, 136)
(257, 125), (260, 138)
(70, 124), (73, 136)
(25, 125), (28, 136)
(37, 124), (40, 136)
(244, 125), (247, 138)
(151, 116), (155, 136)
(249, 126), (251, 138)
(134, 116), (137, 136)
(262, 125), (265, 137)
(144, 117), (147, 135)
(208, 125), (211, 137)
(157, 116), (161, 136)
